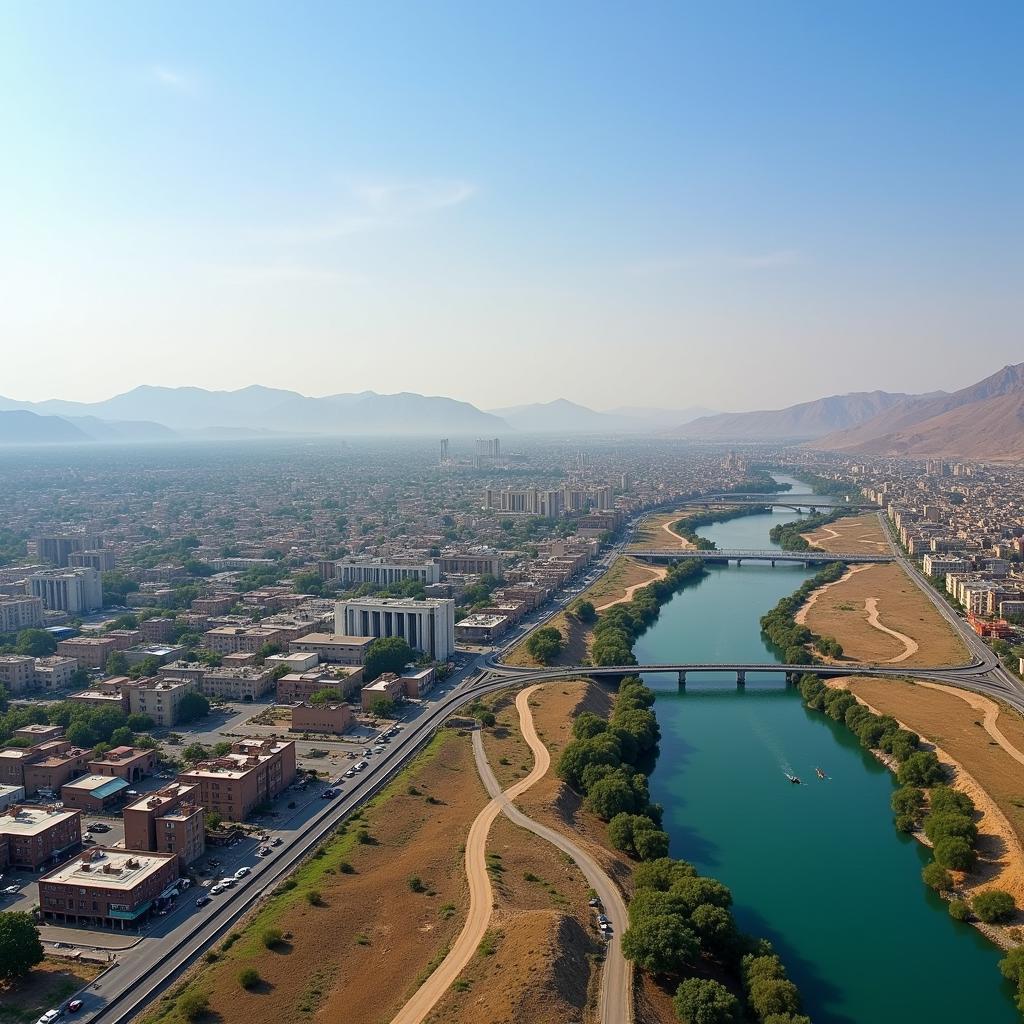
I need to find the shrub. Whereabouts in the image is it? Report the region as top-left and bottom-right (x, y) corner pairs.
(890, 785), (925, 817)
(261, 927), (284, 948)
(338, 861), (355, 874)
(897, 751), (946, 788)
(306, 889), (323, 905)
(895, 813), (918, 833)
(972, 889), (1016, 924)
(672, 977), (740, 1024)
(408, 875), (426, 893)
(921, 862), (953, 891)
(949, 900), (970, 921)
(178, 992), (210, 1021)
(748, 977), (801, 1019)
(928, 786), (975, 817)
(238, 967), (261, 989)
(923, 812), (977, 846)
(933, 836), (976, 871)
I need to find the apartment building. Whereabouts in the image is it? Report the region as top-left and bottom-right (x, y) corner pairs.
(360, 673), (406, 711)
(438, 552), (504, 576)
(177, 738), (296, 821)
(22, 742), (95, 795)
(61, 775), (130, 813)
(0, 804), (82, 870)
(482, 487), (564, 518)
(88, 746), (158, 783)
(276, 666), (364, 702)
(0, 595), (44, 632)
(199, 666), (275, 701)
(123, 784), (205, 867)
(39, 847), (180, 929)
(34, 534), (103, 568)
(288, 633), (372, 665)
(126, 677), (194, 728)
(335, 557), (441, 588)
(68, 549), (117, 572)
(203, 626), (288, 656)
(28, 567), (103, 614)
(57, 636), (117, 670)
(33, 656), (77, 691)
(290, 703), (353, 735)
(335, 597), (456, 661)
(454, 613), (509, 644)
(0, 655), (36, 694)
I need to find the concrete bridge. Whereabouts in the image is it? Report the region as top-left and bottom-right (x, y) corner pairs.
(630, 548), (892, 565)
(683, 493), (876, 512)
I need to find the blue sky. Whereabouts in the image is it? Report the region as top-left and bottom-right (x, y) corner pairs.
(1, 2), (1021, 410)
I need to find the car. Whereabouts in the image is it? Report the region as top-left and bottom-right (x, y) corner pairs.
(36, 1010), (61, 1024)
(347, 752), (357, 759)
(588, 897), (601, 908)
(195, 895), (212, 907)
(3, 885), (20, 895)
(597, 914), (609, 925)
(321, 789), (338, 799)
(258, 847), (272, 856)
(87, 822), (110, 832)
(179, 878), (191, 890)
(344, 769), (355, 778)
(234, 867), (250, 879)
(372, 746), (384, 754)
(207, 858), (221, 867)
(66, 1001), (83, 1013)
(218, 878), (235, 888)
(158, 772), (172, 780)
(271, 837), (282, 847)
(209, 884), (225, 895)
(82, 834), (95, 844)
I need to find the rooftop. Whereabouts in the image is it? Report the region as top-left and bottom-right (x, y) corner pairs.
(0, 804), (79, 836)
(62, 774), (129, 798)
(41, 847), (175, 890)
(292, 633), (373, 645)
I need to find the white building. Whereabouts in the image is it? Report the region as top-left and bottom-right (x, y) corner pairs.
(0, 595), (44, 632)
(335, 557), (440, 588)
(335, 597), (456, 661)
(28, 567), (103, 614)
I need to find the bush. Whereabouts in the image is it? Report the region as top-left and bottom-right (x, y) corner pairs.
(178, 992), (210, 1021)
(922, 862), (953, 891)
(923, 812), (977, 846)
(748, 977), (801, 1019)
(672, 977), (740, 1024)
(238, 967), (261, 989)
(306, 889), (323, 905)
(526, 627), (564, 665)
(933, 836), (976, 871)
(621, 914), (699, 975)
(972, 889), (1016, 924)
(261, 927), (284, 948)
(897, 751), (946, 788)
(949, 900), (970, 921)
(928, 786), (975, 817)
(408, 875), (426, 893)
(895, 813), (918, 833)
(891, 785), (925, 818)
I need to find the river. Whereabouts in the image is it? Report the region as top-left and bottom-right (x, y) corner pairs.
(633, 475), (1018, 1023)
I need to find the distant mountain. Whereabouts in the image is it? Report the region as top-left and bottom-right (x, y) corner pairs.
(0, 386), (508, 437)
(671, 391), (917, 441)
(490, 398), (710, 433)
(814, 363), (1024, 458)
(0, 410), (91, 444)
(62, 416), (177, 442)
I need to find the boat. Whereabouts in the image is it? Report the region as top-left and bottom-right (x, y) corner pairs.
(785, 773), (801, 785)
(815, 767), (826, 780)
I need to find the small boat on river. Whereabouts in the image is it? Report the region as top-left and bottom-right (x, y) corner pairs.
(785, 773), (801, 785)
(816, 767), (827, 780)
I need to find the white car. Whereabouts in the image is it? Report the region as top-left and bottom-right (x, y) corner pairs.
(234, 867), (250, 879)
(209, 884), (225, 895)
(2, 885), (20, 895)
(36, 1011), (61, 1024)
(218, 878), (235, 888)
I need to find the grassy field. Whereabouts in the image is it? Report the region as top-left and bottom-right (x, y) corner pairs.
(627, 512), (694, 551)
(801, 561), (968, 666)
(802, 512), (890, 555)
(0, 960), (103, 1024)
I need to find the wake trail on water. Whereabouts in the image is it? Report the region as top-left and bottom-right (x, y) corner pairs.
(742, 706), (799, 780)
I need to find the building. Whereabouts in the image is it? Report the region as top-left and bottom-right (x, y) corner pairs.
(57, 636), (118, 670)
(39, 847), (180, 929)
(288, 633), (372, 665)
(88, 746), (157, 783)
(126, 677), (194, 728)
(203, 626), (288, 656)
(35, 534), (103, 568)
(400, 666), (436, 699)
(140, 617), (177, 642)
(454, 613), (509, 644)
(68, 549), (117, 572)
(104, 629), (142, 651)
(199, 666), (275, 701)
(361, 673), (406, 711)
(335, 557), (441, 588)
(23, 742), (94, 795)
(438, 552), (504, 577)
(123, 643), (185, 667)
(276, 666), (363, 703)
(0, 655), (36, 694)
(68, 689), (130, 714)
(0, 784), (25, 812)
(32, 656), (77, 691)
(0, 804), (82, 870)
(177, 738), (296, 821)
(265, 651), (319, 673)
(290, 703), (353, 735)
(13, 724), (63, 744)
(0, 595), (44, 632)
(156, 661), (211, 686)
(60, 774), (131, 813)
(483, 487), (564, 518)
(28, 567), (103, 614)
(336, 597), (456, 661)
(123, 784), (205, 867)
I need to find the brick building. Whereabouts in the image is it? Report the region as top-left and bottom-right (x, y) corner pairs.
(123, 784), (205, 867)
(0, 804), (82, 870)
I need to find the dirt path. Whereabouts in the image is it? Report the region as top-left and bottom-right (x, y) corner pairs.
(662, 517), (693, 549)
(916, 682), (1024, 768)
(864, 596), (919, 663)
(595, 564), (667, 612)
(794, 564), (871, 625)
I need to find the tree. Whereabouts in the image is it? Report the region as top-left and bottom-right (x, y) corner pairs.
(998, 946), (1024, 985)
(671, 876), (733, 916)
(891, 786), (925, 818)
(897, 751), (946, 788)
(557, 734), (622, 791)
(571, 599), (597, 624)
(526, 627), (564, 665)
(572, 712), (609, 740)
(923, 812), (977, 846)
(128, 713), (155, 732)
(622, 914), (699, 975)
(972, 889), (1015, 924)
(371, 697), (397, 718)
(633, 857), (697, 892)
(15, 629), (56, 657)
(70, 667), (91, 689)
(585, 773), (641, 821)
(182, 742), (209, 765)
(672, 977), (740, 1024)
(310, 687), (343, 704)
(921, 862), (953, 891)
(928, 786), (975, 817)
(748, 977), (801, 1020)
(363, 636), (414, 681)
(212, 741), (233, 756)
(177, 692), (210, 723)
(689, 903), (737, 957)
(65, 721), (98, 748)
(0, 910), (44, 981)
(110, 726), (134, 747)
(933, 836), (976, 871)
(634, 827), (671, 862)
(205, 811), (223, 830)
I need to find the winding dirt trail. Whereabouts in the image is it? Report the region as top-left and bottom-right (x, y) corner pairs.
(661, 517), (694, 549)
(916, 682), (1024, 768)
(864, 596), (919, 663)
(794, 564), (871, 625)
(595, 563), (667, 612)
(389, 686), (633, 1024)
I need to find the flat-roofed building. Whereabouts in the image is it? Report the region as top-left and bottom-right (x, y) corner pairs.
(68, 689), (130, 714)
(336, 597), (456, 661)
(68, 549), (117, 572)
(32, 656), (77, 691)
(265, 651), (319, 673)
(199, 666), (275, 701)
(177, 738), (296, 821)
(123, 784), (205, 867)
(126, 677), (194, 728)
(276, 666), (363, 703)
(335, 557), (440, 588)
(0, 595), (44, 632)
(88, 746), (157, 783)
(61, 774), (130, 813)
(361, 673), (406, 711)
(0, 804), (82, 870)
(454, 613), (509, 644)
(203, 626), (288, 656)
(156, 661), (210, 686)
(400, 666), (436, 699)
(57, 637), (117, 670)
(13, 723), (63, 744)
(0, 784), (25, 812)
(39, 847), (179, 929)
(23, 742), (94, 795)
(104, 629), (142, 651)
(290, 703), (353, 735)
(288, 633), (372, 666)
(140, 617), (177, 642)
(29, 567), (103, 614)
(438, 553), (504, 577)
(0, 655), (36, 694)
(123, 643), (185, 667)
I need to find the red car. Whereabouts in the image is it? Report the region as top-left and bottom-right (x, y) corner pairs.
(67, 1001), (83, 1013)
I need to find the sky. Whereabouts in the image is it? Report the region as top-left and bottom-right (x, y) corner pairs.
(1, 1), (1022, 413)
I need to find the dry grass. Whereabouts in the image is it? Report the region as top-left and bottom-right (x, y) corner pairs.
(841, 676), (1024, 912)
(0, 960), (103, 1024)
(802, 513), (890, 555)
(628, 512), (694, 551)
(801, 561), (968, 666)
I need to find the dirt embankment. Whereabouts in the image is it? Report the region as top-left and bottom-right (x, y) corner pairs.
(798, 561), (968, 667)
(139, 731), (488, 1024)
(833, 676), (1024, 939)
(801, 512), (890, 555)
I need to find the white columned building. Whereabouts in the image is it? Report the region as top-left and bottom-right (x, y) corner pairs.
(334, 597), (456, 661)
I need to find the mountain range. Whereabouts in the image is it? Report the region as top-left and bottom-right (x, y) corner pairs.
(490, 399), (715, 433)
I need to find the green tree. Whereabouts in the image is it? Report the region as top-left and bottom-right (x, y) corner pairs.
(371, 697), (398, 718)
(928, 786), (975, 817)
(891, 785), (925, 818)
(0, 910), (44, 981)
(923, 812), (977, 846)
(672, 977), (740, 1024)
(65, 721), (97, 748)
(748, 977), (801, 1019)
(933, 836), (976, 871)
(971, 889), (1015, 924)
(921, 862), (953, 891)
(526, 627), (564, 665)
(212, 741), (233, 756)
(15, 629), (56, 657)
(128, 713), (155, 732)
(182, 742), (209, 764)
(585, 773), (641, 821)
(572, 712), (609, 740)
(633, 827), (671, 862)
(363, 636), (414, 681)
(110, 726), (134, 746)
(688, 903), (737, 958)
(622, 914), (699, 975)
(633, 857), (697, 892)
(897, 751), (946, 788)
(571, 599), (597, 623)
(998, 946), (1024, 985)
(177, 692), (210, 723)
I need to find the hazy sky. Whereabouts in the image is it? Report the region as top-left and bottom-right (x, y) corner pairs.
(2, 2), (1021, 412)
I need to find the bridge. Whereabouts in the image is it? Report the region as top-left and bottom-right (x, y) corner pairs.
(630, 548), (892, 565)
(678, 495), (877, 514)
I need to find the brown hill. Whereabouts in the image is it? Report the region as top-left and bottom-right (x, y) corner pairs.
(814, 363), (1024, 459)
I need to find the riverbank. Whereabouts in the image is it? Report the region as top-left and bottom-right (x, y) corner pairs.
(801, 511), (890, 555)
(835, 675), (1024, 939)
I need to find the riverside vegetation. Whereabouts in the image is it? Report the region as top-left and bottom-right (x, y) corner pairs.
(768, 509), (859, 552)
(557, 676), (809, 1023)
(758, 562), (847, 663)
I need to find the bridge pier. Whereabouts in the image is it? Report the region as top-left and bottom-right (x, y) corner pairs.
(736, 670), (746, 688)
(735, 558), (742, 567)
(677, 670), (686, 691)
(771, 559), (775, 567)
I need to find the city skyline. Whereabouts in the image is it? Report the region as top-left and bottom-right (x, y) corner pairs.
(2, 1), (1022, 409)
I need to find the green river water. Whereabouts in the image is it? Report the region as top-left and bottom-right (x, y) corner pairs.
(633, 476), (1019, 1023)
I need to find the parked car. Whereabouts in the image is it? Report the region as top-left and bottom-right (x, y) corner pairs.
(195, 895), (212, 907)
(344, 769), (355, 778)
(209, 884), (225, 895)
(321, 789), (338, 799)
(82, 834), (94, 844)
(234, 866), (250, 879)
(36, 1010), (61, 1024)
(258, 847), (272, 857)
(3, 885), (20, 895)
(218, 878), (235, 888)
(66, 1001), (83, 1013)
(87, 822), (110, 832)
(271, 837), (283, 847)
(588, 897), (601, 908)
